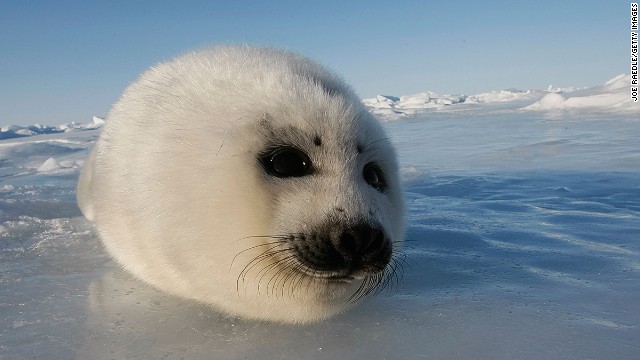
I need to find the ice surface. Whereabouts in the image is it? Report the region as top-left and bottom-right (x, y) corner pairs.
(1, 84), (639, 359)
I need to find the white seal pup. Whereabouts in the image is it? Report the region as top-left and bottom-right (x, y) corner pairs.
(77, 45), (405, 324)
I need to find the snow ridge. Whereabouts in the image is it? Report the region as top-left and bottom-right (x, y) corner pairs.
(364, 74), (637, 119)
(0, 116), (105, 140)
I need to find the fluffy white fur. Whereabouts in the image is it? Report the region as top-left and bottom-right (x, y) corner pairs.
(77, 45), (405, 323)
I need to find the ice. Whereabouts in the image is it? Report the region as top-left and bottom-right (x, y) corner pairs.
(1, 79), (639, 358)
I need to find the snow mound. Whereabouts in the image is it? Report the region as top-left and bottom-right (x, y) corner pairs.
(0, 116), (105, 141)
(523, 74), (634, 112)
(464, 89), (534, 104)
(37, 157), (62, 172)
(528, 92), (567, 109)
(363, 93), (466, 119)
(36, 157), (82, 173)
(603, 73), (629, 90)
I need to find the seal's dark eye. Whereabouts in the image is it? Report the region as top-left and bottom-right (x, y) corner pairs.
(363, 162), (387, 192)
(261, 147), (312, 178)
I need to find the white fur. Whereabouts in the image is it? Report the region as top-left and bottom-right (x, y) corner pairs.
(77, 45), (405, 323)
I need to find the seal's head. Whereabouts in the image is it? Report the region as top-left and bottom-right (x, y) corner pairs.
(78, 45), (406, 323)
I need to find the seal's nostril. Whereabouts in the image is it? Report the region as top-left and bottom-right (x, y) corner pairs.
(364, 227), (385, 255)
(339, 229), (359, 259)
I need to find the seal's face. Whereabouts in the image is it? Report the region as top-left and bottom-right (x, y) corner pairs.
(255, 144), (394, 298)
(230, 103), (405, 304)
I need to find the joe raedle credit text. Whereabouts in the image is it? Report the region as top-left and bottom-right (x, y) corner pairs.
(632, 3), (638, 102)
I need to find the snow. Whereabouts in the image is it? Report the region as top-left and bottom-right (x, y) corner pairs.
(36, 157), (62, 172)
(523, 75), (632, 112)
(363, 92), (468, 118)
(1, 76), (639, 359)
(35, 157), (81, 173)
(364, 74), (637, 119)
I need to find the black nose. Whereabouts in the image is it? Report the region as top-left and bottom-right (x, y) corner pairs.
(333, 223), (392, 272)
(336, 223), (382, 259)
(292, 222), (392, 274)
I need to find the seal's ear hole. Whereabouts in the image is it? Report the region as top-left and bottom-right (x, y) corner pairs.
(260, 147), (313, 178)
(363, 162), (387, 192)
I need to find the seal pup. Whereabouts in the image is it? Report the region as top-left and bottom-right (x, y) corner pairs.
(77, 45), (405, 323)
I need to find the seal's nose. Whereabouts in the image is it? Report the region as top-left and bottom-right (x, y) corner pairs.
(334, 222), (392, 272)
(293, 221), (392, 274)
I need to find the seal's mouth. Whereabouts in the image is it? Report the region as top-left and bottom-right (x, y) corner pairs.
(293, 261), (379, 283)
(326, 274), (358, 283)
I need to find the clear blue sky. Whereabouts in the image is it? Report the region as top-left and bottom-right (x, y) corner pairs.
(0, 0), (631, 126)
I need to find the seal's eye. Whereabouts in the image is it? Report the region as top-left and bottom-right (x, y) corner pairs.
(363, 162), (387, 192)
(261, 147), (312, 178)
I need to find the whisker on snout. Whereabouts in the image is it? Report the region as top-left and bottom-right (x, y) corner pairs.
(234, 234), (407, 303)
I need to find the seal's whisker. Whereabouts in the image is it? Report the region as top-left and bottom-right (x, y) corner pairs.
(242, 247), (291, 280)
(254, 254), (293, 294)
(393, 251), (413, 271)
(289, 261), (310, 297)
(380, 259), (400, 294)
(262, 254), (297, 295)
(237, 247), (292, 291)
(361, 137), (391, 153)
(389, 253), (407, 291)
(347, 276), (370, 303)
(231, 238), (289, 268)
(254, 249), (298, 290)
(283, 260), (307, 298)
(268, 256), (298, 297)
(234, 234), (291, 243)
(357, 276), (377, 301)
(283, 258), (304, 296)
(239, 247), (283, 281)
(365, 274), (384, 299)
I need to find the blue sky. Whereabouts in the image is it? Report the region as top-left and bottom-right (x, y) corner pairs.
(0, 0), (631, 126)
